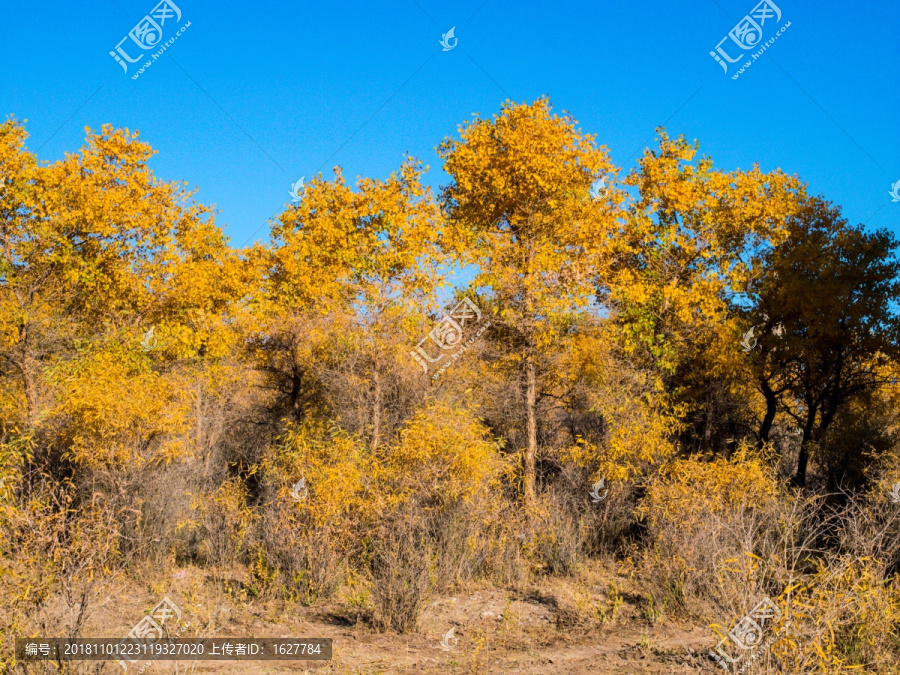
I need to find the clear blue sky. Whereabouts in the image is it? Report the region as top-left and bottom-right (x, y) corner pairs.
(2, 0), (898, 248)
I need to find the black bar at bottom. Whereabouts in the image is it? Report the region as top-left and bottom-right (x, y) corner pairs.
(15, 638), (332, 661)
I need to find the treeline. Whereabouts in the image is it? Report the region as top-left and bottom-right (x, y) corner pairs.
(1, 98), (899, 672)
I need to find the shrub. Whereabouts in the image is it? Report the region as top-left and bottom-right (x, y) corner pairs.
(528, 489), (587, 576)
(251, 505), (343, 605)
(637, 448), (792, 617)
(368, 509), (433, 633)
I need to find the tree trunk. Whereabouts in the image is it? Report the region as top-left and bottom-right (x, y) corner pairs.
(289, 360), (304, 419)
(792, 408), (817, 488)
(21, 358), (38, 429)
(757, 379), (777, 446)
(524, 350), (537, 511)
(794, 442), (810, 488)
(12, 320), (40, 429)
(371, 369), (382, 452)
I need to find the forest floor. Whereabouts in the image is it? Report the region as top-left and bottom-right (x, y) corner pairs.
(52, 563), (722, 675)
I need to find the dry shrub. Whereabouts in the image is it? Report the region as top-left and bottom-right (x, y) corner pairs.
(709, 557), (900, 674)
(645, 451), (900, 671)
(383, 401), (504, 505)
(249, 403), (510, 625)
(550, 584), (604, 631)
(251, 420), (371, 603)
(260, 403), (507, 597)
(181, 477), (255, 574)
(0, 475), (122, 672)
(460, 499), (528, 589)
(528, 489), (588, 576)
(590, 484), (639, 554)
(526, 475), (639, 578)
(266, 421), (375, 541)
(368, 509), (433, 633)
(427, 493), (497, 593)
(250, 503), (343, 605)
(636, 449), (789, 616)
(384, 402), (512, 591)
(83, 461), (200, 570)
(837, 484), (900, 573)
(52, 351), (194, 469)
(543, 571), (625, 633)
(555, 349), (680, 555)
(488, 532), (529, 590)
(769, 557), (900, 673)
(562, 467), (638, 556)
(364, 493), (521, 632)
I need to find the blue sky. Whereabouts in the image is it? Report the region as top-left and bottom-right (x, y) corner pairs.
(2, 0), (898, 248)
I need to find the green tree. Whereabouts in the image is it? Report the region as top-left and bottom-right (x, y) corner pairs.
(746, 196), (900, 487)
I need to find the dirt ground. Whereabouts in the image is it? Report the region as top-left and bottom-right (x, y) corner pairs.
(57, 570), (717, 675)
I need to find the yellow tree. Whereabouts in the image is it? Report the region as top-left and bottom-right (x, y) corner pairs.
(261, 158), (444, 446)
(0, 119), (245, 470)
(607, 130), (805, 451)
(438, 98), (618, 509)
(0, 118), (41, 429)
(0, 120), (250, 637)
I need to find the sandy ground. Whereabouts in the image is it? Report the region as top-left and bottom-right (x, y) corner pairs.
(51, 572), (718, 675)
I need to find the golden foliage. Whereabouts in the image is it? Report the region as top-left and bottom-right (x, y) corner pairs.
(0, 99), (898, 671)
